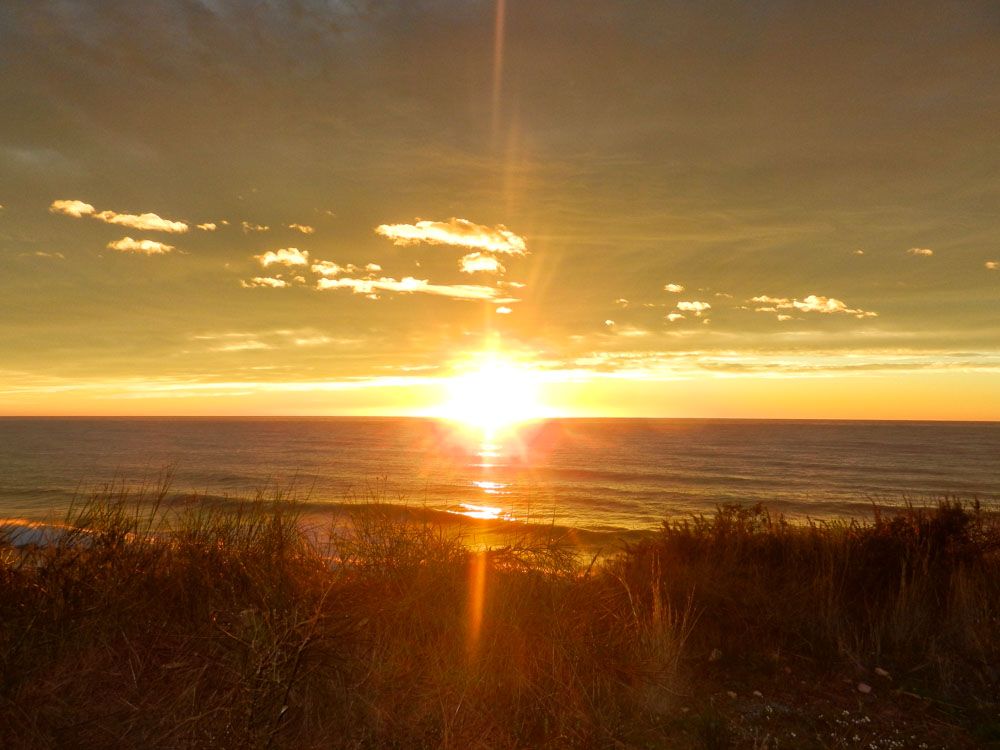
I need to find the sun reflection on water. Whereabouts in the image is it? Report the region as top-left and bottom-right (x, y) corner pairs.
(472, 480), (507, 493)
(447, 502), (515, 521)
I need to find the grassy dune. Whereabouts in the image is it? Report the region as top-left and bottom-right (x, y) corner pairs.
(1, 484), (997, 749)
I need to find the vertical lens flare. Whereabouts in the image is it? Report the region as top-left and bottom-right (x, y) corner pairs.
(491, 0), (507, 145)
(466, 550), (488, 656)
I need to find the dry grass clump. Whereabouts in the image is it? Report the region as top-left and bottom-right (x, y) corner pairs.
(611, 500), (1000, 705)
(0, 483), (691, 748)
(0, 485), (996, 748)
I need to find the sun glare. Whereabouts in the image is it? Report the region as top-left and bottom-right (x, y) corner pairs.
(435, 354), (551, 435)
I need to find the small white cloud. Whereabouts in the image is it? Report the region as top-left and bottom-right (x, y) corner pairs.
(107, 237), (175, 254)
(365, 263), (382, 272)
(459, 252), (505, 274)
(255, 247), (309, 267)
(242, 221), (270, 233)
(31, 251), (65, 259)
(241, 277), (288, 288)
(986, 260), (998, 270)
(604, 319), (615, 327)
(94, 210), (187, 233)
(714, 292), (733, 299)
(663, 283), (684, 293)
(288, 223), (315, 234)
(854, 249), (865, 255)
(375, 217), (527, 255)
(197, 222), (218, 231)
(666, 313), (685, 322)
(676, 300), (711, 316)
(311, 260), (343, 277)
(49, 199), (95, 218)
(615, 298), (629, 307)
(777, 314), (792, 321)
(495, 306), (513, 314)
(907, 247), (933, 256)
(793, 295), (848, 313)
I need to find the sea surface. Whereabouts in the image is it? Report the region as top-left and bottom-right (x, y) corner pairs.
(1, 418), (998, 534)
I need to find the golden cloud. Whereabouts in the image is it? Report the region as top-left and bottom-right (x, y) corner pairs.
(240, 277), (289, 288)
(255, 248), (309, 267)
(459, 252), (505, 274)
(49, 199), (95, 218)
(375, 217), (527, 255)
(94, 210), (188, 233)
(49, 198), (188, 232)
(316, 275), (517, 302)
(106, 237), (175, 254)
(750, 294), (877, 319)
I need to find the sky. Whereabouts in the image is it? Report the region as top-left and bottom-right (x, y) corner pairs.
(1, 0), (999, 419)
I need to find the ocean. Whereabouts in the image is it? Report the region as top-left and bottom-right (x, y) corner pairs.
(1, 417), (998, 534)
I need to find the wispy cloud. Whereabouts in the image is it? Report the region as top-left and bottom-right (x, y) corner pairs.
(193, 329), (337, 351)
(565, 350), (1000, 379)
(495, 306), (513, 314)
(197, 222), (217, 231)
(316, 275), (516, 301)
(907, 247), (933, 256)
(107, 237), (175, 254)
(459, 252), (504, 274)
(292, 334), (331, 347)
(288, 223), (315, 234)
(49, 198), (188, 232)
(240, 277), (288, 288)
(214, 339), (273, 352)
(375, 217), (527, 255)
(29, 251), (65, 259)
(242, 221), (270, 233)
(255, 247), (309, 267)
(663, 283), (684, 293)
(750, 294), (877, 318)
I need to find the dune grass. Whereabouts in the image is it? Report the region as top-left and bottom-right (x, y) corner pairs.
(0, 483), (997, 748)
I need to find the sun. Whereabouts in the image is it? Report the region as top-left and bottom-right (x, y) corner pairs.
(433, 354), (552, 435)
